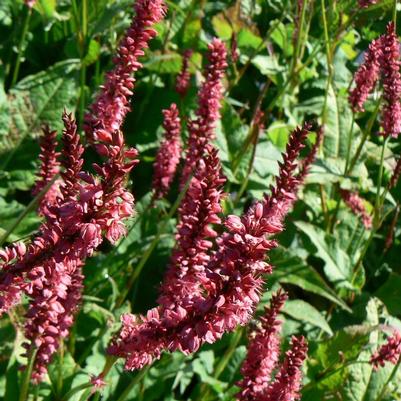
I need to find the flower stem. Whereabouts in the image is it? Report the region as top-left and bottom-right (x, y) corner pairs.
(115, 367), (150, 401)
(115, 176), (191, 308)
(11, 7), (32, 87)
(0, 174), (59, 247)
(18, 349), (37, 401)
(62, 383), (93, 401)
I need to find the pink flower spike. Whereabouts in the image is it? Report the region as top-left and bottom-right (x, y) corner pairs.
(349, 37), (382, 113)
(84, 0), (166, 146)
(60, 112), (85, 202)
(237, 290), (288, 401)
(32, 125), (61, 215)
(158, 145), (226, 311)
(152, 103), (182, 199)
(176, 49), (193, 97)
(380, 22), (401, 138)
(371, 331), (401, 370)
(340, 189), (372, 229)
(263, 336), (308, 401)
(109, 123), (315, 372)
(181, 38), (227, 186)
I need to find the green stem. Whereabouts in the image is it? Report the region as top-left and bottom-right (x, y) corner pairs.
(62, 383), (93, 401)
(77, 389), (92, 401)
(57, 342), (65, 397)
(114, 177), (191, 309)
(393, 0), (397, 27)
(18, 349), (38, 401)
(348, 100), (381, 174)
(373, 138), (388, 225)
(78, 0), (88, 129)
(63, 357), (117, 401)
(302, 360), (371, 392)
(0, 175), (58, 247)
(11, 7), (32, 87)
(290, 0), (308, 81)
(197, 328), (243, 401)
(115, 367), (150, 401)
(351, 137), (388, 284)
(375, 356), (401, 401)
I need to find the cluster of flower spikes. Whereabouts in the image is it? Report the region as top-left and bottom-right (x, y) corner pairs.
(175, 49), (193, 97)
(349, 22), (401, 138)
(0, 0), (166, 381)
(109, 122), (320, 371)
(152, 103), (182, 200)
(339, 189), (372, 229)
(237, 290), (288, 401)
(158, 144), (226, 314)
(371, 330), (401, 370)
(237, 290), (308, 401)
(32, 125), (61, 216)
(109, 142), (227, 369)
(180, 38), (228, 186)
(0, 112), (138, 381)
(84, 0), (166, 145)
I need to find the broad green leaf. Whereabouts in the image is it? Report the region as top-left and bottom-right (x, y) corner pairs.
(323, 86), (359, 159)
(212, 14), (232, 40)
(295, 221), (353, 289)
(83, 39), (101, 66)
(271, 248), (352, 311)
(375, 273), (401, 316)
(283, 300), (333, 335)
(253, 140), (281, 178)
(1, 60), (79, 153)
(144, 52), (182, 74)
(251, 55), (283, 78)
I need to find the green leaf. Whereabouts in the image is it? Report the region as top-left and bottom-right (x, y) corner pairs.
(375, 273), (401, 316)
(283, 300), (333, 335)
(271, 248), (352, 312)
(251, 55), (283, 79)
(1, 60), (79, 153)
(323, 86), (359, 159)
(295, 221), (353, 289)
(83, 39), (101, 67)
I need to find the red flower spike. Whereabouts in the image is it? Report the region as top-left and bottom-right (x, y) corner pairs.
(152, 103), (182, 200)
(175, 50), (193, 97)
(262, 336), (308, 401)
(180, 38), (228, 186)
(371, 331), (401, 370)
(32, 125), (61, 216)
(237, 290), (288, 401)
(340, 189), (372, 229)
(84, 0), (166, 145)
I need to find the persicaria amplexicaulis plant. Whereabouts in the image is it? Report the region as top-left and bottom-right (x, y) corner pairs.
(0, 0), (166, 381)
(108, 121), (321, 371)
(3, 0), (401, 400)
